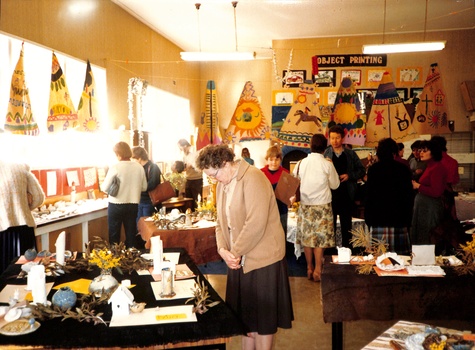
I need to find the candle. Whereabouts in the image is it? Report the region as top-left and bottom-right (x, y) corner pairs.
(150, 236), (163, 274)
(30, 265), (47, 305)
(55, 231), (66, 266)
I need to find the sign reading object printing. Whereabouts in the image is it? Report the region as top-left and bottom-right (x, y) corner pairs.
(315, 54), (387, 67)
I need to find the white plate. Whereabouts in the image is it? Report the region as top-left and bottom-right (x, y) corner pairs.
(0, 320), (40, 336)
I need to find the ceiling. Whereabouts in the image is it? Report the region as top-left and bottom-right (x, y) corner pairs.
(112, 0), (475, 58)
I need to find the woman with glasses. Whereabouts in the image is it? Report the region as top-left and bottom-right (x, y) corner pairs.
(196, 144), (293, 350)
(411, 139), (448, 245)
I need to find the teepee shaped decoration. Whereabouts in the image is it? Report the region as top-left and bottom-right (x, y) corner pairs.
(76, 60), (100, 132)
(365, 72), (417, 147)
(327, 77), (365, 146)
(412, 63), (452, 135)
(277, 81), (323, 148)
(196, 80), (222, 150)
(224, 81), (270, 144)
(47, 52), (78, 133)
(4, 44), (39, 135)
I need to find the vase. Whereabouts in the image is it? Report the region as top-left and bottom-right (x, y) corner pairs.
(88, 269), (119, 297)
(52, 286), (77, 311)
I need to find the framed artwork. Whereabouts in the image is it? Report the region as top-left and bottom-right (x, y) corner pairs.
(282, 70), (306, 87)
(396, 88), (408, 101)
(410, 87), (423, 100)
(327, 89), (339, 106)
(272, 89), (296, 106)
(366, 68), (392, 87)
(313, 69), (336, 87)
(397, 66), (423, 85)
(341, 70), (361, 85)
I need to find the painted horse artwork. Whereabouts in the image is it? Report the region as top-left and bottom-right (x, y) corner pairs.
(294, 107), (322, 127)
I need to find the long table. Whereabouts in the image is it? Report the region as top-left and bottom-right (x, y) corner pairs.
(321, 258), (475, 350)
(138, 217), (221, 265)
(0, 248), (244, 349)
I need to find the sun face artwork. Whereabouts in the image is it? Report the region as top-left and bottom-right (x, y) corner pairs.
(224, 81), (270, 143)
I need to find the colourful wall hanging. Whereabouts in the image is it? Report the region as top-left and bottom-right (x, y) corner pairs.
(412, 63), (452, 135)
(47, 52), (78, 133)
(224, 81), (270, 144)
(327, 77), (366, 146)
(4, 45), (39, 135)
(277, 81), (323, 148)
(365, 72), (417, 147)
(76, 60), (100, 132)
(196, 80), (222, 150)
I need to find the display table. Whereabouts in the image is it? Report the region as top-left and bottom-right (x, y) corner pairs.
(455, 193), (475, 221)
(137, 217), (221, 265)
(287, 214), (368, 258)
(162, 197), (194, 212)
(0, 248), (244, 349)
(321, 258), (475, 350)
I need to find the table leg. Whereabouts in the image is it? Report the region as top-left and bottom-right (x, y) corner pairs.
(332, 322), (343, 350)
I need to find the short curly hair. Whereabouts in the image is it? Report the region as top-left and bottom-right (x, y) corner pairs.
(196, 144), (235, 170)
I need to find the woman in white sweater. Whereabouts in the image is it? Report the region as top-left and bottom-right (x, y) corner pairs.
(102, 142), (147, 248)
(293, 134), (340, 282)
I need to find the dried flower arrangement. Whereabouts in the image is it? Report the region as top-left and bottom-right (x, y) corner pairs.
(30, 293), (108, 325)
(349, 225), (388, 275)
(454, 234), (475, 276)
(186, 276), (220, 314)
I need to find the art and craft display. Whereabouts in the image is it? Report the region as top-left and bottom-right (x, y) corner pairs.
(4, 45), (39, 135)
(76, 60), (100, 132)
(47, 53), (78, 133)
(224, 81), (270, 144)
(328, 77), (366, 146)
(196, 80), (222, 150)
(412, 63), (452, 135)
(277, 81), (323, 148)
(365, 72), (417, 147)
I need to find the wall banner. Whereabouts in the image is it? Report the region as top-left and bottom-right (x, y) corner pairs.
(315, 54), (387, 67)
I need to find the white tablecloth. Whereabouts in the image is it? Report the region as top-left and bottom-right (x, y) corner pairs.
(286, 214), (368, 259)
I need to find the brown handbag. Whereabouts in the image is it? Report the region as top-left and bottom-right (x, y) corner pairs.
(148, 175), (176, 206)
(274, 161), (301, 206)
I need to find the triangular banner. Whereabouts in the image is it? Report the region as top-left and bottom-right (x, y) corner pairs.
(4, 45), (39, 135)
(47, 52), (78, 133)
(365, 72), (417, 147)
(327, 77), (366, 146)
(196, 80), (222, 150)
(76, 60), (100, 132)
(277, 82), (323, 148)
(224, 81), (270, 144)
(412, 63), (452, 134)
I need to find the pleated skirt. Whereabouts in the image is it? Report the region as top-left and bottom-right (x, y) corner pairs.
(225, 258), (294, 335)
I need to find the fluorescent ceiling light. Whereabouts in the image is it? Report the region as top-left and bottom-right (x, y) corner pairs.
(180, 51), (256, 61)
(362, 41), (446, 54)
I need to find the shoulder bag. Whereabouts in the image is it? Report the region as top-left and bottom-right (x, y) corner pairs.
(108, 175), (120, 197)
(148, 175), (176, 206)
(274, 162), (301, 206)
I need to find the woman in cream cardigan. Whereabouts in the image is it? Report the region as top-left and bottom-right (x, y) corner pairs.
(196, 144), (293, 350)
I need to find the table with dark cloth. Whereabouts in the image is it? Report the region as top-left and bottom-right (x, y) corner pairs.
(0, 248), (244, 349)
(321, 257), (475, 350)
(138, 217), (221, 265)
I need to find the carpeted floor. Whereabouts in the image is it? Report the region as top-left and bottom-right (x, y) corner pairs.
(198, 242), (308, 277)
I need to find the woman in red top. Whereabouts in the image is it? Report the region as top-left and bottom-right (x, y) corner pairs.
(411, 139), (448, 245)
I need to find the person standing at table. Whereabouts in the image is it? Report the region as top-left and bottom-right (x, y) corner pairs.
(196, 144), (293, 350)
(241, 147), (254, 165)
(102, 142), (147, 248)
(261, 145), (289, 233)
(131, 146), (161, 223)
(177, 139), (202, 210)
(323, 125), (365, 249)
(294, 134), (340, 281)
(409, 140), (426, 181)
(365, 138), (413, 255)
(0, 161), (45, 274)
(411, 139), (447, 245)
